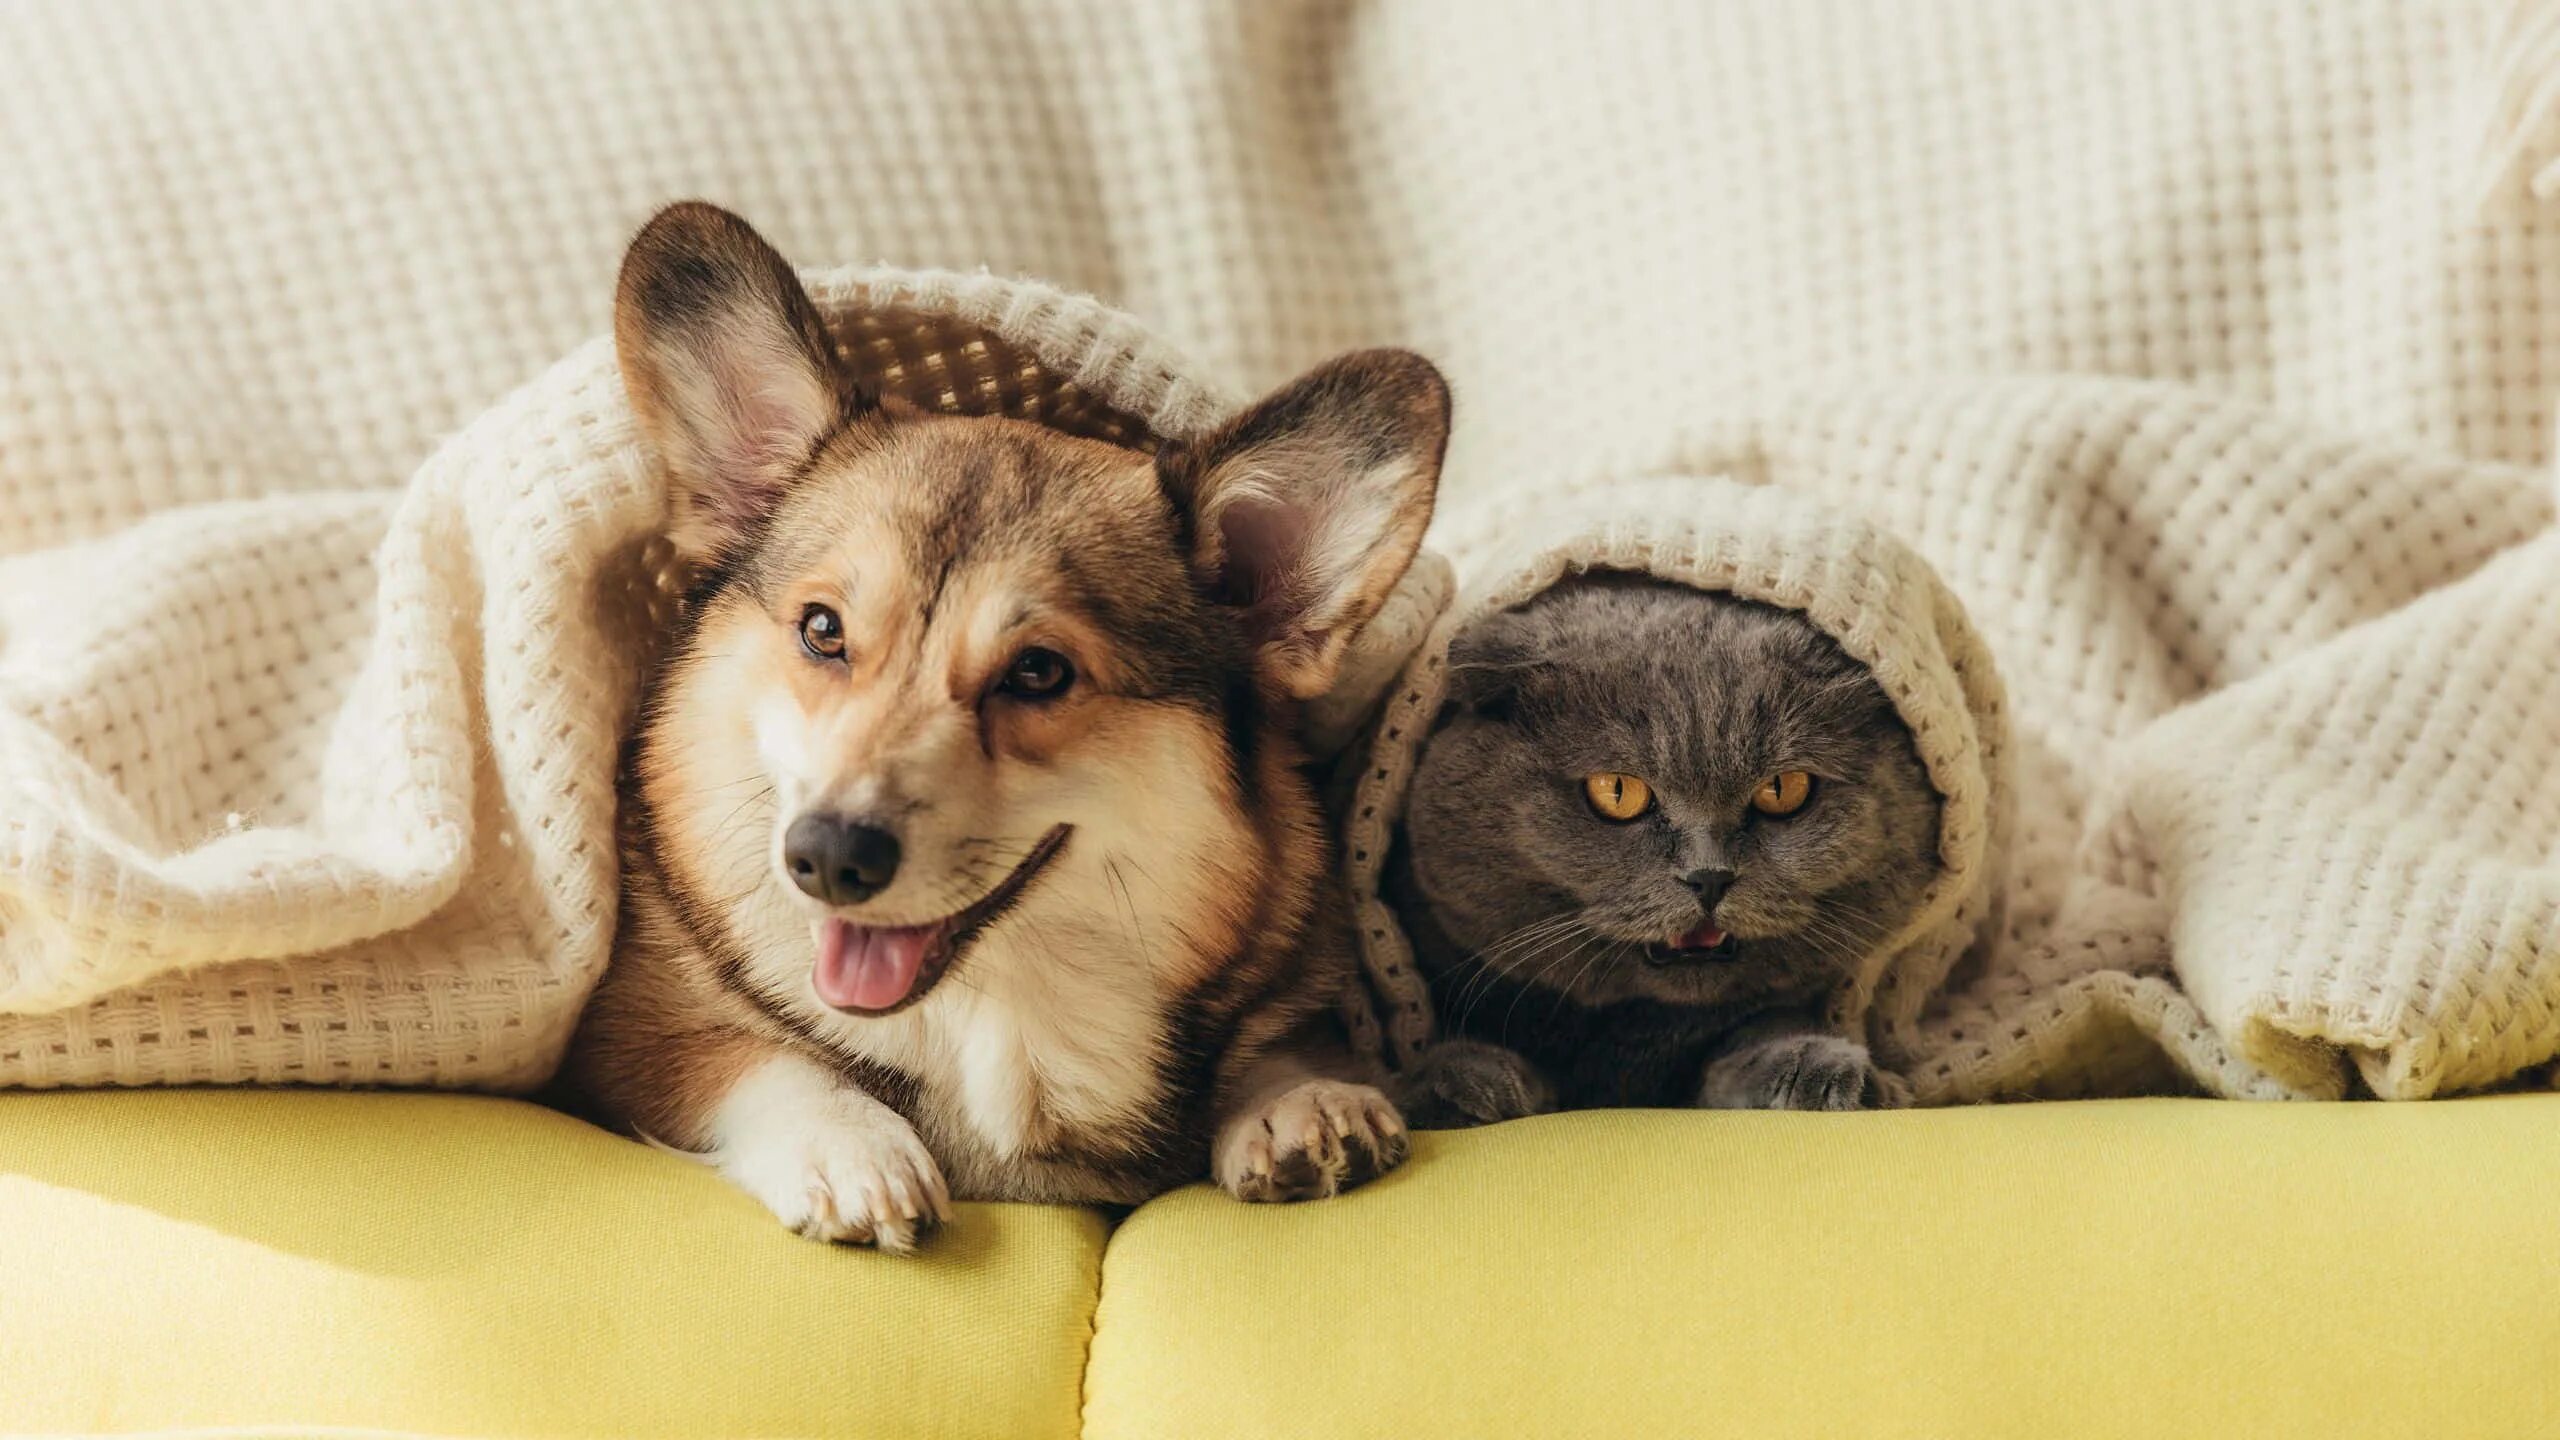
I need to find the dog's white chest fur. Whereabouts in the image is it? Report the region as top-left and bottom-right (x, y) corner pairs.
(832, 923), (1169, 1163)
(942, 982), (1152, 1156)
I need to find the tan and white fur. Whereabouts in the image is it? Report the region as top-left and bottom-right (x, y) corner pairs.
(563, 203), (1450, 1249)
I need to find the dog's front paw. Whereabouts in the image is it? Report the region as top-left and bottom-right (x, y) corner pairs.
(1698, 1032), (1899, 1112)
(713, 1060), (951, 1252)
(1216, 1079), (1409, 1203)
(1391, 1039), (1556, 1130)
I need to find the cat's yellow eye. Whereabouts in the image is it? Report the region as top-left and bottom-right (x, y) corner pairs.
(1752, 770), (1815, 817)
(1584, 772), (1654, 822)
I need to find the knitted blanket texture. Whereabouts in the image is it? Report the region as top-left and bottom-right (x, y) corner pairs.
(1, 0), (2556, 1096)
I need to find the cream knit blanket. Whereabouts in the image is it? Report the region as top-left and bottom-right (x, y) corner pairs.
(3, 0), (2558, 1091)
(1343, 412), (2560, 1102)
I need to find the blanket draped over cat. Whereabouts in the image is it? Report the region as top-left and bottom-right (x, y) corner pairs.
(1342, 434), (2559, 1102)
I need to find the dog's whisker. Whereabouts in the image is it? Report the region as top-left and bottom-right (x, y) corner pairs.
(708, 786), (777, 847)
(1102, 855), (1147, 959)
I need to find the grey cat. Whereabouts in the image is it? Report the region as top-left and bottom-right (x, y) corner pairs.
(1385, 574), (1939, 1126)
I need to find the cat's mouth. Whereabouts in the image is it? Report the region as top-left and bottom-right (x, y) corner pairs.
(1647, 921), (1740, 965)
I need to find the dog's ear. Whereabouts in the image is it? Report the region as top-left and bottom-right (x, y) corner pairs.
(1159, 349), (1450, 700)
(615, 201), (864, 559)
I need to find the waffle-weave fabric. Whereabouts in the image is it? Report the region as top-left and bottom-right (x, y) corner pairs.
(2, 0), (2557, 1090)
(1343, 433), (2560, 1101)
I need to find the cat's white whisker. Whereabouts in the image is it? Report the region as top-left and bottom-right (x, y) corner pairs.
(1452, 920), (1581, 1032)
(1446, 911), (1587, 1018)
(1493, 925), (1604, 1042)
(1546, 939), (1636, 1024)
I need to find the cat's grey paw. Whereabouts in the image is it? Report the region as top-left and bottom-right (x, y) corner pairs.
(1391, 1039), (1557, 1129)
(1698, 1033), (1898, 1112)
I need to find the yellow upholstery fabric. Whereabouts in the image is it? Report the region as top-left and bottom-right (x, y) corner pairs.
(14, 1091), (2560, 1437)
(0, 1090), (1104, 1440)
(1085, 1098), (2560, 1440)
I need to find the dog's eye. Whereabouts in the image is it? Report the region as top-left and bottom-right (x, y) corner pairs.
(798, 604), (847, 660)
(1751, 770), (1815, 817)
(1583, 772), (1653, 822)
(999, 647), (1074, 700)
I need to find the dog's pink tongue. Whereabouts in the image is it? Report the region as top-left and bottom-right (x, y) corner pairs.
(814, 919), (931, 1011)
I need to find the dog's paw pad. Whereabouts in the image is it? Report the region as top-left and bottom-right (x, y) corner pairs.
(1217, 1080), (1408, 1203)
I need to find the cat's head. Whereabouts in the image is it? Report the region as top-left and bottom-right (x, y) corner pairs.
(1402, 575), (1940, 1013)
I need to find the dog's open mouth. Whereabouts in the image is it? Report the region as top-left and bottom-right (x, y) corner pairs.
(810, 825), (1072, 1015)
(1647, 921), (1740, 966)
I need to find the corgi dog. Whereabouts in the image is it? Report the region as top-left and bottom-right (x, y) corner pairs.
(564, 203), (1450, 1250)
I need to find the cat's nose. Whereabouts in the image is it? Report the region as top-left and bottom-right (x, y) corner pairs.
(1681, 867), (1735, 915)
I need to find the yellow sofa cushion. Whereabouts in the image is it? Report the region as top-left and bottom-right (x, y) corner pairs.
(1085, 1097), (2560, 1440)
(0, 1089), (1105, 1440)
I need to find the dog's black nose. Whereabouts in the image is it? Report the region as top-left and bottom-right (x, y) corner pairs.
(782, 814), (902, 906)
(1680, 867), (1735, 915)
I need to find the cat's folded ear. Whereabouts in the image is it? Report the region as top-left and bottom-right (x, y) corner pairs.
(1158, 349), (1450, 701)
(1445, 610), (1537, 719)
(615, 201), (872, 559)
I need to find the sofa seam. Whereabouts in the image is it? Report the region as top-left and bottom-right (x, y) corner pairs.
(1073, 1223), (1107, 1440)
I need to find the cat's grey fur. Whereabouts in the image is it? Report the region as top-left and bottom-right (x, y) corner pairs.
(1385, 574), (1939, 1125)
